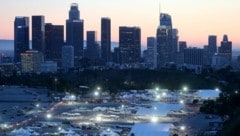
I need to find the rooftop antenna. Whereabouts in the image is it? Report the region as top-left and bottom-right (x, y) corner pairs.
(159, 1), (161, 15)
(159, 1), (161, 25)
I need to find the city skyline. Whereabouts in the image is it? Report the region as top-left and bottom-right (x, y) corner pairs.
(0, 0), (240, 47)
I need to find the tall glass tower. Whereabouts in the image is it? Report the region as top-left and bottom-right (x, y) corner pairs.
(66, 3), (84, 67)
(101, 17), (111, 63)
(69, 3), (80, 21)
(119, 26), (141, 64)
(160, 13), (172, 29)
(155, 13), (173, 68)
(32, 15), (45, 54)
(14, 17), (29, 62)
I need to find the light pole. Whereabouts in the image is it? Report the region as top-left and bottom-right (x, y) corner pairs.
(183, 86), (188, 92)
(36, 103), (40, 108)
(97, 87), (101, 91)
(94, 86), (101, 101)
(121, 104), (125, 120)
(180, 125), (186, 136)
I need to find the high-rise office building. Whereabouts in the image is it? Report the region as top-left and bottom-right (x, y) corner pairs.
(155, 27), (169, 68)
(184, 48), (204, 66)
(175, 41), (187, 65)
(69, 3), (80, 20)
(171, 29), (179, 62)
(62, 45), (74, 71)
(119, 26), (141, 64)
(155, 13), (174, 68)
(202, 35), (217, 66)
(218, 34), (232, 62)
(45, 23), (64, 63)
(14, 17), (29, 62)
(208, 35), (217, 55)
(101, 17), (111, 63)
(32, 16), (45, 54)
(179, 41), (187, 53)
(66, 3), (84, 66)
(160, 13), (172, 29)
(145, 37), (155, 67)
(203, 45), (212, 65)
(21, 50), (43, 73)
(86, 31), (100, 60)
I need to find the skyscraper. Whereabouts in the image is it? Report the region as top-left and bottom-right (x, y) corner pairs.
(184, 48), (204, 66)
(172, 29), (179, 61)
(179, 41), (187, 53)
(155, 26), (169, 68)
(45, 23), (64, 63)
(69, 3), (80, 20)
(175, 41), (187, 65)
(32, 16), (45, 54)
(14, 17), (29, 62)
(86, 31), (100, 60)
(21, 50), (43, 73)
(119, 27), (141, 64)
(218, 35), (232, 62)
(160, 13), (172, 29)
(145, 37), (155, 67)
(155, 13), (174, 68)
(208, 35), (217, 55)
(101, 17), (111, 63)
(66, 3), (84, 67)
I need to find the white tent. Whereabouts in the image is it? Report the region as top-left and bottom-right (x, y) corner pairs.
(10, 128), (39, 136)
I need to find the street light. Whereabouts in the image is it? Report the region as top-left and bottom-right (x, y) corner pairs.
(155, 87), (159, 91)
(153, 106), (157, 110)
(151, 116), (158, 123)
(71, 95), (76, 100)
(215, 88), (220, 92)
(94, 91), (99, 97)
(183, 86), (188, 92)
(3, 124), (8, 128)
(156, 94), (161, 99)
(36, 104), (40, 108)
(58, 127), (62, 131)
(162, 92), (167, 97)
(180, 125), (186, 131)
(46, 113), (52, 119)
(97, 87), (101, 91)
(96, 115), (102, 122)
(179, 100), (184, 104)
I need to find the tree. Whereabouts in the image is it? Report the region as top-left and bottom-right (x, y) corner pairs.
(130, 133), (135, 136)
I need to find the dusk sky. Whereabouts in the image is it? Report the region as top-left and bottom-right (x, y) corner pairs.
(1, 0), (240, 48)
